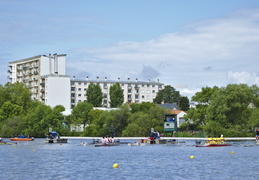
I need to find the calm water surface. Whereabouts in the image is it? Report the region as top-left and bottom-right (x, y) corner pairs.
(1, 138), (259, 180)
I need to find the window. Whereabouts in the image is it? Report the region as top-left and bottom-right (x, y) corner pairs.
(78, 88), (81, 91)
(152, 90), (155, 93)
(147, 90), (150, 94)
(142, 95), (145, 99)
(78, 82), (81, 85)
(147, 84), (150, 87)
(78, 94), (81, 97)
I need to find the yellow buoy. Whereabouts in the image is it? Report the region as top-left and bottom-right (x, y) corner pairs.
(190, 156), (195, 159)
(113, 163), (119, 168)
(32, 149), (36, 151)
(231, 151), (235, 154)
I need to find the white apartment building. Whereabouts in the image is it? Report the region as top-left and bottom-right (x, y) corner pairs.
(71, 76), (164, 108)
(8, 54), (164, 110)
(8, 54), (71, 111)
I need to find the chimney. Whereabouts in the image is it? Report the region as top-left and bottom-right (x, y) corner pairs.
(157, 79), (159, 82)
(86, 76), (88, 81)
(96, 76), (99, 81)
(128, 78), (130, 82)
(73, 76), (75, 80)
(148, 79), (150, 82)
(136, 78), (138, 82)
(118, 78), (120, 82)
(105, 77), (107, 81)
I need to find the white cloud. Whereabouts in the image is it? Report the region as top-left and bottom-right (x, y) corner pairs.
(227, 71), (259, 85)
(70, 8), (259, 96)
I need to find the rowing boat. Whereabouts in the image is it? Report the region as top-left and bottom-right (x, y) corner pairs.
(94, 143), (120, 147)
(196, 143), (232, 147)
(10, 138), (34, 141)
(0, 142), (16, 145)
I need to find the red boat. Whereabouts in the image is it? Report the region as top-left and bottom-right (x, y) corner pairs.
(196, 143), (232, 147)
(10, 138), (34, 141)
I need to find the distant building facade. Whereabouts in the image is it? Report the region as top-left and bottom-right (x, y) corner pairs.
(8, 54), (164, 109)
(8, 54), (71, 110)
(71, 77), (164, 108)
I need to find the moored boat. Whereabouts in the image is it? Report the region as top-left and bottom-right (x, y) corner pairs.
(10, 137), (34, 141)
(45, 131), (68, 143)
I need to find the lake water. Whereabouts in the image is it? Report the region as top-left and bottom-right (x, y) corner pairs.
(1, 138), (258, 180)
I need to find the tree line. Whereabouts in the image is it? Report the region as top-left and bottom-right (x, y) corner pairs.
(1, 81), (258, 138)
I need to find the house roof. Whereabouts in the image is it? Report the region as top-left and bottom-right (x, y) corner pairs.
(170, 110), (185, 115)
(159, 103), (179, 110)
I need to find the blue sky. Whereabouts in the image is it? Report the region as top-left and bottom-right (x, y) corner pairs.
(1, 0), (259, 98)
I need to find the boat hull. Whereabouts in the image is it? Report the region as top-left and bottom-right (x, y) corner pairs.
(0, 142), (15, 145)
(10, 138), (34, 141)
(95, 143), (120, 147)
(196, 144), (232, 147)
(45, 138), (68, 143)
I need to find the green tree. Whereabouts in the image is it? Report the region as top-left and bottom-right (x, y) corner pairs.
(207, 84), (253, 127)
(0, 82), (32, 113)
(1, 116), (23, 137)
(86, 83), (103, 107)
(153, 85), (180, 104)
(178, 96), (190, 111)
(71, 102), (93, 128)
(83, 110), (108, 137)
(0, 101), (23, 121)
(124, 103), (165, 136)
(130, 102), (157, 114)
(204, 84), (254, 136)
(109, 82), (124, 107)
(21, 101), (54, 137)
(185, 86), (219, 128)
(122, 112), (153, 137)
(104, 105), (131, 137)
